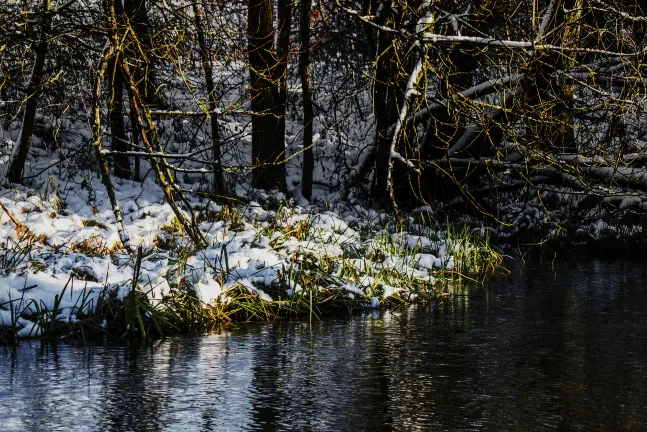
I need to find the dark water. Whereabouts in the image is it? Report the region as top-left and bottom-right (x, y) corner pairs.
(2, 258), (647, 431)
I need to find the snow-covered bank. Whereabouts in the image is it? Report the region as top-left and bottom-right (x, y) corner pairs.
(0, 157), (500, 342)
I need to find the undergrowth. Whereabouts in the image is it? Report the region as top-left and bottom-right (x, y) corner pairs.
(0, 203), (503, 345)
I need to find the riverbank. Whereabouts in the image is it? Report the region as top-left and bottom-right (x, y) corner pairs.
(0, 170), (501, 344)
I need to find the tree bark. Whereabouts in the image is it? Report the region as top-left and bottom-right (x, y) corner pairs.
(300, 0), (314, 200)
(528, 0), (582, 152)
(106, 0), (131, 179)
(5, 0), (51, 183)
(371, 3), (400, 207)
(276, 0), (291, 181)
(129, 102), (141, 181)
(124, 0), (159, 106)
(193, 1), (226, 196)
(248, 0), (286, 190)
(92, 40), (132, 251)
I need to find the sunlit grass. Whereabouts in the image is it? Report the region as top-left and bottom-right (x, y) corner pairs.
(0, 204), (503, 344)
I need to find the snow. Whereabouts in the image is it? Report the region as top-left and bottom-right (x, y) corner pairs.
(0, 271), (124, 337)
(414, 253), (441, 269)
(0, 156), (463, 337)
(0, 66), (470, 339)
(194, 275), (223, 304)
(0, 309), (13, 326)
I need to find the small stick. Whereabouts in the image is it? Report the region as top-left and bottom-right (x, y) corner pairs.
(0, 200), (21, 226)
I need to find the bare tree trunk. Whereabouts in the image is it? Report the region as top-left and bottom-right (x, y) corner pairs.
(360, 0), (377, 58)
(371, 2), (415, 208)
(107, 0), (131, 179)
(526, 0), (582, 153)
(129, 105), (141, 181)
(248, 0), (286, 190)
(300, 0), (314, 200)
(124, 0), (159, 106)
(92, 39), (132, 251)
(371, 4), (397, 207)
(539, 0), (582, 152)
(0, 68), (11, 130)
(276, 0), (291, 177)
(5, 0), (51, 183)
(193, 1), (226, 196)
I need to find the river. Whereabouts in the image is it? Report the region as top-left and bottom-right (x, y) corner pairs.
(2, 257), (647, 431)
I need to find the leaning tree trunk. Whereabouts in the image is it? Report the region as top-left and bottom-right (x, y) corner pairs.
(248, 0), (286, 190)
(193, 1), (226, 197)
(5, 0), (51, 183)
(300, 0), (314, 200)
(122, 62), (207, 247)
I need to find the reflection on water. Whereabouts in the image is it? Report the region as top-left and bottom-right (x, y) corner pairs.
(2, 258), (647, 431)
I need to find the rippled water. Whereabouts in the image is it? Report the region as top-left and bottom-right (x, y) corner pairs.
(2, 258), (647, 431)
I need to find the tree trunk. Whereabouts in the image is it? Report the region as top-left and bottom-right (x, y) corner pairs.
(248, 0), (286, 190)
(371, 4), (399, 207)
(556, 0), (584, 152)
(124, 0), (159, 106)
(5, 0), (51, 183)
(193, 1), (226, 196)
(300, 0), (314, 200)
(129, 103), (141, 181)
(276, 0), (291, 182)
(372, 1), (420, 208)
(106, 0), (131, 179)
(92, 40), (132, 251)
(0, 68), (12, 131)
(528, 0), (581, 153)
(418, 0), (502, 203)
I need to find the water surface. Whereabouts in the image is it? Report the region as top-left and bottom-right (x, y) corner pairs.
(2, 258), (647, 431)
